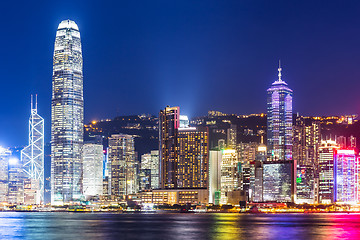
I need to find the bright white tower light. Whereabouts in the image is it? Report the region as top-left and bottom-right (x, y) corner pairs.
(21, 94), (45, 203)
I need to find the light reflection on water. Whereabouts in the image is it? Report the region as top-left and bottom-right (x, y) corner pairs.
(0, 212), (360, 240)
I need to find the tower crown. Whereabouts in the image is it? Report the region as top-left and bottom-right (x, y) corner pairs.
(58, 19), (79, 31)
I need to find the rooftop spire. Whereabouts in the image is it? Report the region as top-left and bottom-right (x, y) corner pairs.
(278, 59), (282, 81)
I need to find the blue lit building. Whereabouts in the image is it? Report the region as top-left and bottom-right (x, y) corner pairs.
(264, 63), (295, 202)
(267, 63), (293, 161)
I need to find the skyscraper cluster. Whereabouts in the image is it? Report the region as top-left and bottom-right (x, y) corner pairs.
(1, 19), (360, 209)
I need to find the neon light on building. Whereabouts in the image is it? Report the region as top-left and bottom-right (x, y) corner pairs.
(334, 149), (357, 204)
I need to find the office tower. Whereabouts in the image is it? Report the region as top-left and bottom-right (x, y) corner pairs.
(21, 95), (44, 204)
(209, 150), (222, 204)
(140, 151), (160, 190)
(334, 149), (358, 204)
(82, 143), (104, 198)
(177, 127), (209, 188)
(220, 149), (239, 204)
(267, 63), (293, 161)
(159, 106), (180, 189)
(140, 153), (151, 190)
(318, 140), (339, 204)
(265, 62), (294, 202)
(0, 147), (11, 202)
(51, 20), (84, 205)
(108, 134), (136, 200)
(150, 150), (160, 189)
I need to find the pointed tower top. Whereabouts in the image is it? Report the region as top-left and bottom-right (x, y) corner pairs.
(30, 94), (38, 114)
(30, 94), (33, 110)
(35, 94), (38, 111)
(278, 59), (282, 81)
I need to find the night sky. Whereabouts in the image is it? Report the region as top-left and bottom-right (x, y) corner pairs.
(1, 0), (360, 147)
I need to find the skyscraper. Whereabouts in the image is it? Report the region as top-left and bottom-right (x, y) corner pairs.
(159, 106), (180, 189)
(177, 127), (209, 188)
(82, 143), (104, 198)
(318, 140), (339, 204)
(267, 62), (293, 161)
(21, 95), (44, 204)
(150, 150), (160, 189)
(334, 149), (357, 204)
(220, 149), (239, 204)
(159, 106), (209, 190)
(108, 134), (137, 200)
(51, 20), (84, 205)
(265, 63), (295, 202)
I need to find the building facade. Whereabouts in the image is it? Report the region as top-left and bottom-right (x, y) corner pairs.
(159, 106), (180, 189)
(150, 150), (160, 189)
(177, 127), (209, 188)
(334, 149), (358, 204)
(51, 20), (84, 205)
(220, 149), (239, 204)
(82, 143), (104, 198)
(318, 140), (339, 204)
(108, 134), (136, 200)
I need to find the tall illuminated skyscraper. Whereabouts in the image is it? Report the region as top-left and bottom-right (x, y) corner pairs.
(21, 95), (44, 204)
(159, 106), (180, 189)
(265, 62), (294, 202)
(177, 127), (209, 188)
(267, 62), (293, 161)
(51, 20), (84, 205)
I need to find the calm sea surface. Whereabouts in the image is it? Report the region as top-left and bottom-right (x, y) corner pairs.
(0, 212), (359, 240)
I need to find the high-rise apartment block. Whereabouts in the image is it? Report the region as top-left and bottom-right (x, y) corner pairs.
(51, 20), (84, 205)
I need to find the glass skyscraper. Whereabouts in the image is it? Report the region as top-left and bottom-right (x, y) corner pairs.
(51, 20), (84, 205)
(21, 95), (44, 204)
(267, 64), (293, 161)
(265, 63), (294, 202)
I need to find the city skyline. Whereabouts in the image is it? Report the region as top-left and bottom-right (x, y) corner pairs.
(2, 1), (360, 147)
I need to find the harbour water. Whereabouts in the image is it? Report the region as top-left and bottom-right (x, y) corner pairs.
(0, 212), (359, 239)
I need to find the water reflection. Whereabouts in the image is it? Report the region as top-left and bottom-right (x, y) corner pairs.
(0, 212), (360, 239)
